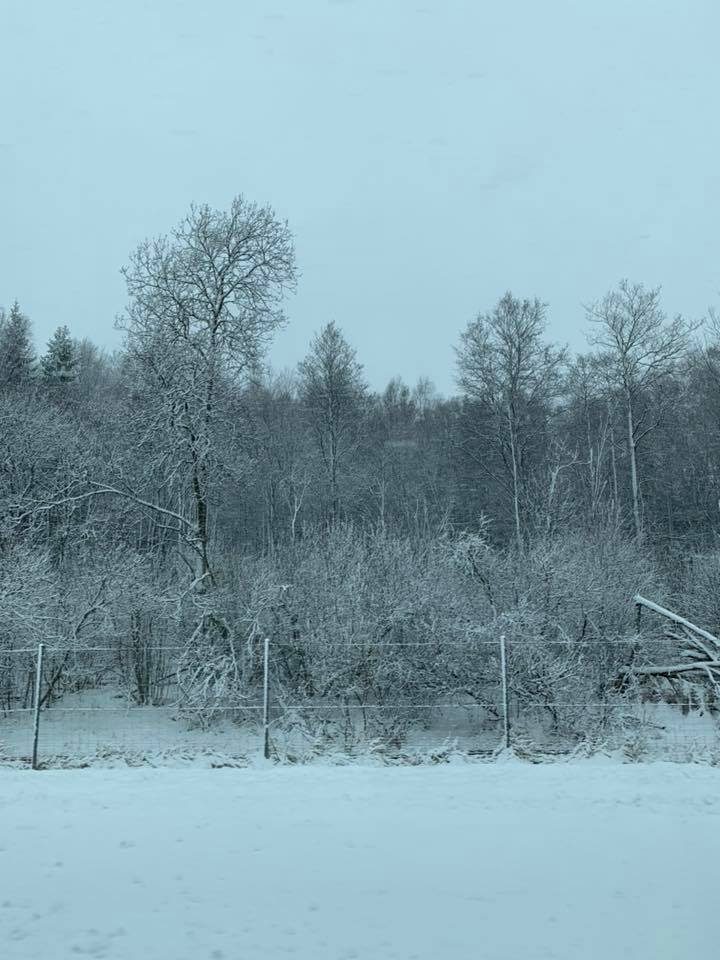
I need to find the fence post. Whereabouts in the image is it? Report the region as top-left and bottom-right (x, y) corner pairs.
(499, 634), (510, 750)
(31, 643), (45, 770)
(262, 637), (271, 760)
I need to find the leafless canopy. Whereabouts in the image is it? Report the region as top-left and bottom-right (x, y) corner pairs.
(456, 293), (566, 413)
(455, 292), (567, 549)
(586, 279), (697, 397)
(120, 196), (297, 380)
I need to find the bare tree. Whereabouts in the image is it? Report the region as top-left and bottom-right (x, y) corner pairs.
(241, 373), (314, 548)
(298, 322), (367, 524)
(586, 280), (696, 542)
(118, 196), (296, 584)
(456, 293), (566, 550)
(562, 354), (623, 526)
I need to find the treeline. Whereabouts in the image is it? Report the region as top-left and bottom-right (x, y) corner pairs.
(1, 195), (719, 749)
(2, 282), (718, 559)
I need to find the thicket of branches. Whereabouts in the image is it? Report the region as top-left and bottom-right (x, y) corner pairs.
(2, 196), (720, 751)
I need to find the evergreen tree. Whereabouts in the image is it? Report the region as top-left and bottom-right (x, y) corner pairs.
(41, 325), (77, 385)
(0, 300), (35, 389)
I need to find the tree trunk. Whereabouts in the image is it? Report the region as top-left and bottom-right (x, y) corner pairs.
(191, 463), (211, 585)
(507, 405), (523, 551)
(329, 428), (339, 525)
(608, 407), (619, 509)
(626, 398), (642, 542)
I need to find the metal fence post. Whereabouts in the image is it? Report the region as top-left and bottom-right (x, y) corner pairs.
(31, 643), (45, 770)
(262, 637), (271, 760)
(500, 634), (511, 750)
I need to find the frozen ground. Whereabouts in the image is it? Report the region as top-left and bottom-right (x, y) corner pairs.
(1, 761), (719, 959)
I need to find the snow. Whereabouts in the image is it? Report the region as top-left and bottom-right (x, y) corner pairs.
(2, 761), (720, 959)
(4, 683), (719, 768)
(0, 690), (258, 765)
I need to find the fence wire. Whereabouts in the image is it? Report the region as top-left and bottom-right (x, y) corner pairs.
(1, 640), (718, 767)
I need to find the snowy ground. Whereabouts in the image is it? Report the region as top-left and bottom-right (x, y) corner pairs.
(3, 686), (718, 767)
(1, 761), (719, 959)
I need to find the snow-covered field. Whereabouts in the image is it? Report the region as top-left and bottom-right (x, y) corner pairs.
(1, 761), (719, 959)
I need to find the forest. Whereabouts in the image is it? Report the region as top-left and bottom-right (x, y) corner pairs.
(2, 195), (720, 756)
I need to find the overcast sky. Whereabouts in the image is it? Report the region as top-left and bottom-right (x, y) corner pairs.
(2, 0), (718, 394)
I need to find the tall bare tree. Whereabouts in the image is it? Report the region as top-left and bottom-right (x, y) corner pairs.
(586, 280), (696, 542)
(456, 292), (566, 550)
(298, 322), (367, 524)
(119, 196), (296, 584)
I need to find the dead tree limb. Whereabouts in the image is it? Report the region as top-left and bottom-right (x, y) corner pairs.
(623, 595), (720, 693)
(633, 595), (720, 651)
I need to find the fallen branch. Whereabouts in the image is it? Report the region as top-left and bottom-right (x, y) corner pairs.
(634, 595), (720, 652)
(622, 661), (720, 677)
(626, 595), (720, 696)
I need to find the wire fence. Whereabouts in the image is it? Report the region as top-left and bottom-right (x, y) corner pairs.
(1, 636), (719, 767)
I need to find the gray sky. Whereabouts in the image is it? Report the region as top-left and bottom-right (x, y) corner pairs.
(2, 0), (719, 394)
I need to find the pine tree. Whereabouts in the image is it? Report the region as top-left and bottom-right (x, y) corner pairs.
(0, 301), (35, 390)
(41, 325), (77, 385)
